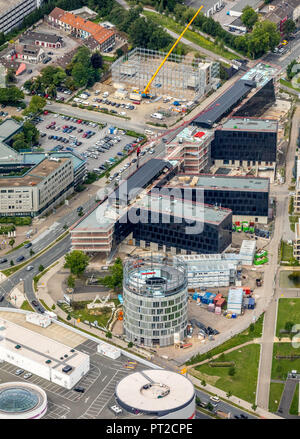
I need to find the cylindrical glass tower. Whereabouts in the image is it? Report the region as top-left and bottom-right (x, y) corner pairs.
(123, 253), (188, 347)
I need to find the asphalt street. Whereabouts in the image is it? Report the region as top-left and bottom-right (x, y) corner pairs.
(194, 389), (257, 419)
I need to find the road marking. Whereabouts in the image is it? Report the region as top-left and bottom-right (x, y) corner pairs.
(85, 397), (90, 404)
(101, 375), (107, 382)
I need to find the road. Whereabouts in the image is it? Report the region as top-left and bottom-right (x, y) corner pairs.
(195, 389), (257, 419)
(0, 234), (71, 310)
(263, 32), (300, 73)
(256, 105), (300, 410)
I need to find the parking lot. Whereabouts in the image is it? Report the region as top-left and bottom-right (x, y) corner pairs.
(0, 338), (149, 419)
(35, 112), (140, 172)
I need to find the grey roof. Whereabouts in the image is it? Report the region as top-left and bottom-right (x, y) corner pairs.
(221, 117), (278, 132)
(0, 118), (22, 141)
(112, 159), (173, 204)
(195, 175), (269, 192)
(230, 0), (261, 13)
(192, 80), (256, 129)
(20, 31), (62, 45)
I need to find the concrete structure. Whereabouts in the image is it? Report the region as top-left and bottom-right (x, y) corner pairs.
(97, 341), (121, 360)
(123, 254), (188, 347)
(48, 7), (115, 53)
(25, 312), (51, 328)
(0, 156), (74, 217)
(166, 125), (213, 174)
(115, 369), (195, 419)
(0, 0), (42, 34)
(0, 382), (47, 419)
(0, 318), (89, 389)
(111, 47), (220, 100)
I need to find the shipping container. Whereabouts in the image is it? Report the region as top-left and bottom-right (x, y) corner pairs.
(213, 293), (223, 305)
(208, 303), (215, 312)
(215, 306), (222, 314)
(216, 298), (226, 308)
(243, 286), (251, 295)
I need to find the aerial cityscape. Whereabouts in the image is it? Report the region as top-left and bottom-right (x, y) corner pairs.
(0, 0), (299, 424)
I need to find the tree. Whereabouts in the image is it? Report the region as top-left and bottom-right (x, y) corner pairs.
(64, 250), (89, 277)
(67, 274), (75, 289)
(251, 403), (257, 411)
(285, 321), (294, 332)
(99, 257), (123, 291)
(39, 264), (44, 272)
(249, 323), (255, 332)
(72, 63), (89, 88)
(51, 304), (56, 310)
(10, 260), (14, 266)
(283, 19), (296, 38)
(29, 248), (35, 256)
(106, 331), (112, 338)
(6, 68), (16, 84)
(91, 51), (103, 69)
(206, 402), (214, 411)
(67, 313), (71, 321)
(246, 20), (280, 58)
(287, 59), (298, 80)
(9, 238), (15, 248)
(23, 95), (46, 116)
(241, 6), (258, 30)
(128, 341), (133, 348)
(0, 86), (24, 105)
(228, 366), (236, 376)
(226, 390), (232, 398)
(201, 379), (206, 386)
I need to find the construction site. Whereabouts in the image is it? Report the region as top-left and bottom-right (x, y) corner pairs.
(111, 47), (220, 101)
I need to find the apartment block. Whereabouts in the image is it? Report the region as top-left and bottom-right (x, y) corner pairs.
(0, 0), (42, 34)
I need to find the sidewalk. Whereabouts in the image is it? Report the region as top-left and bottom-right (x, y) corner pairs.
(188, 374), (283, 420)
(35, 257), (154, 361)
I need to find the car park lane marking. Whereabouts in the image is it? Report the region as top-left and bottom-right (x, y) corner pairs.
(101, 375), (107, 382)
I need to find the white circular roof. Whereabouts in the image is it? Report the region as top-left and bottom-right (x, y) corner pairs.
(116, 369), (194, 412)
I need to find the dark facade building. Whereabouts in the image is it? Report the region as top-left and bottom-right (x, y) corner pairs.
(127, 194), (232, 254)
(233, 79), (276, 118)
(211, 117), (278, 168)
(163, 174), (270, 224)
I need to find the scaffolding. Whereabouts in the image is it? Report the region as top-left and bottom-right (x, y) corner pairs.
(111, 47), (209, 100)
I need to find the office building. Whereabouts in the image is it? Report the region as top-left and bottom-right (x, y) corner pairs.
(123, 254), (188, 347)
(164, 174), (270, 224)
(0, 0), (42, 34)
(0, 317), (90, 390)
(211, 117), (278, 169)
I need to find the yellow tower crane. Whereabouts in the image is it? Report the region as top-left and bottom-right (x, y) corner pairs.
(142, 5), (204, 98)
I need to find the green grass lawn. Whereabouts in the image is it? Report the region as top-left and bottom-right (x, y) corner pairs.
(276, 298), (300, 337)
(58, 300), (119, 329)
(143, 11), (238, 61)
(290, 383), (299, 415)
(271, 343), (300, 380)
(269, 383), (285, 412)
(281, 241), (294, 262)
(20, 300), (34, 312)
(193, 344), (260, 404)
(186, 314), (264, 365)
(280, 78), (300, 92)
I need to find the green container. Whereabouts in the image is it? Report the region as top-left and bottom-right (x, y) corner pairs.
(249, 227), (255, 233)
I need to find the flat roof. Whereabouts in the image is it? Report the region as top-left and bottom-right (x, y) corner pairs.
(20, 31), (62, 44)
(192, 80), (256, 128)
(241, 62), (277, 88)
(0, 0), (24, 13)
(221, 117), (278, 132)
(0, 157), (70, 187)
(195, 175), (269, 191)
(116, 369), (194, 412)
(171, 125), (214, 145)
(112, 159), (173, 204)
(22, 152), (85, 171)
(0, 118), (22, 141)
(0, 317), (88, 371)
(135, 193), (231, 225)
(230, 0), (261, 13)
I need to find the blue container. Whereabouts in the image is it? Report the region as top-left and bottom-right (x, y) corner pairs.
(232, 313), (237, 318)
(109, 126), (115, 134)
(192, 293), (199, 301)
(118, 294), (123, 304)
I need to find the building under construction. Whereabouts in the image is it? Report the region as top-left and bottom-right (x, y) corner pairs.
(111, 47), (220, 101)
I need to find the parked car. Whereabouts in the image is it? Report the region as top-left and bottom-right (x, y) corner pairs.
(0, 296), (4, 302)
(0, 258), (7, 264)
(31, 300), (38, 307)
(15, 369), (24, 376)
(24, 372), (32, 379)
(26, 266), (34, 271)
(24, 242), (32, 248)
(110, 405), (122, 414)
(16, 255), (25, 262)
(210, 396), (220, 403)
(74, 386), (85, 393)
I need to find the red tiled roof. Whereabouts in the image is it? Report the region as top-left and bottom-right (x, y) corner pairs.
(49, 7), (65, 21)
(49, 8), (115, 45)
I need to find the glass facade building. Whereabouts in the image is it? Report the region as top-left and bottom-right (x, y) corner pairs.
(233, 79), (276, 118)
